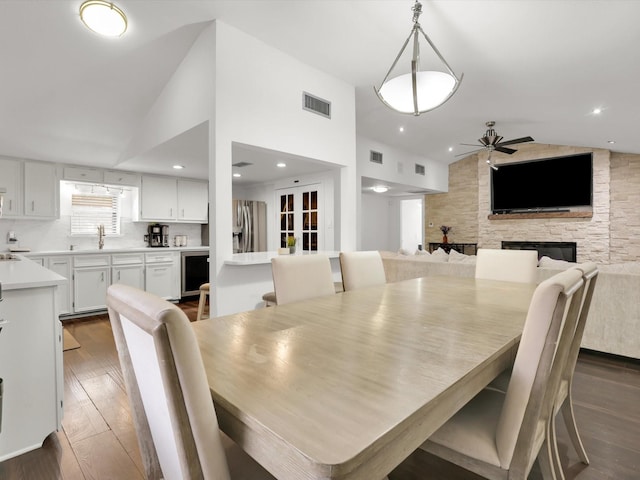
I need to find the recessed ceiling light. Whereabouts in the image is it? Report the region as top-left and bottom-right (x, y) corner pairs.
(372, 185), (389, 193)
(276, 162), (286, 168)
(607, 140), (616, 144)
(448, 147), (453, 152)
(233, 173), (241, 178)
(172, 165), (184, 170)
(79, 1), (128, 37)
(399, 126), (405, 133)
(592, 108), (602, 115)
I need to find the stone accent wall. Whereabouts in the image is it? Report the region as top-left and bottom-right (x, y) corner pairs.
(610, 152), (640, 263)
(426, 143), (616, 264)
(424, 155), (478, 244)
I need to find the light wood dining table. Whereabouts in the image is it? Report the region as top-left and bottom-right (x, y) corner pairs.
(192, 275), (537, 480)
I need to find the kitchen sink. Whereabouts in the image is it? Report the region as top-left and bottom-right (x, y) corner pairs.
(0, 254), (20, 261)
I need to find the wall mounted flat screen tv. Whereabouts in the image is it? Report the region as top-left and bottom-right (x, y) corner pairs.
(491, 153), (593, 214)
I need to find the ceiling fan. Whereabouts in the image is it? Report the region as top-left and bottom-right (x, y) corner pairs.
(458, 121), (534, 170)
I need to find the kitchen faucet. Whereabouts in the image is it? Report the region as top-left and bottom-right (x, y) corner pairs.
(98, 224), (105, 250)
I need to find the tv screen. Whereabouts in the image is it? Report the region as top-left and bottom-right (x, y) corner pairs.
(491, 153), (593, 213)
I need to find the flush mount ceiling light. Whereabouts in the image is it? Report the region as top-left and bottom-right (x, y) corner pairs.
(79, 1), (128, 37)
(375, 0), (462, 116)
(276, 162), (287, 168)
(372, 185), (389, 193)
(172, 165), (184, 170)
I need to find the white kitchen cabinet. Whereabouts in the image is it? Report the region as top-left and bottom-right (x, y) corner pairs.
(177, 179), (208, 222)
(46, 256), (72, 315)
(24, 161), (58, 218)
(144, 251), (180, 299)
(0, 286), (62, 461)
(73, 255), (110, 313)
(140, 175), (178, 221)
(62, 165), (103, 183)
(104, 170), (140, 187)
(140, 175), (208, 223)
(111, 253), (145, 290)
(0, 157), (22, 217)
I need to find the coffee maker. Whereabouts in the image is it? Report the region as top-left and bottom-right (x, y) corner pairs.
(145, 224), (169, 247)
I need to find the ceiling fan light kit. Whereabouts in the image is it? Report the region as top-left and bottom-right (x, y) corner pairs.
(375, 0), (462, 116)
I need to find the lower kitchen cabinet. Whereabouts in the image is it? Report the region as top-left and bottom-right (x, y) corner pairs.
(72, 255), (110, 313)
(46, 256), (72, 315)
(112, 264), (145, 290)
(145, 251), (180, 300)
(0, 286), (63, 461)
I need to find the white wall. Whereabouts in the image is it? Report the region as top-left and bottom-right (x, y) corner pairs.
(361, 193), (393, 251)
(212, 22), (357, 315)
(400, 198), (424, 252)
(356, 135), (449, 193)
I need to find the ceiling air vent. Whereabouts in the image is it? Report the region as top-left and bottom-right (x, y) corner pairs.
(415, 163), (426, 176)
(232, 162), (253, 168)
(370, 150), (383, 164)
(303, 92), (331, 119)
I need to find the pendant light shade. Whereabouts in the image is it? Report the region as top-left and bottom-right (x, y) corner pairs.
(79, 1), (128, 37)
(375, 1), (462, 116)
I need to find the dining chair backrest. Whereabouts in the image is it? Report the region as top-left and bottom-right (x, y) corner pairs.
(475, 248), (538, 283)
(107, 284), (231, 480)
(495, 268), (584, 472)
(271, 254), (335, 305)
(562, 262), (598, 387)
(339, 251), (386, 291)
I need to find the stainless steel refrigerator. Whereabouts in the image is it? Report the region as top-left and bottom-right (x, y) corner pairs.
(232, 200), (267, 253)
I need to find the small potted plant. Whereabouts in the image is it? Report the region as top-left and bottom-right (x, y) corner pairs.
(287, 235), (297, 254)
(440, 225), (451, 244)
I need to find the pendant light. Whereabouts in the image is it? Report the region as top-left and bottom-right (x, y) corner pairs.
(375, 0), (462, 116)
(79, 1), (128, 37)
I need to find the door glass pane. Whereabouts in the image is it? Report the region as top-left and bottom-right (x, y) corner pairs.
(303, 192), (309, 210)
(311, 212), (317, 230)
(310, 232), (317, 251)
(311, 191), (317, 209)
(303, 232), (309, 250)
(280, 213), (286, 230)
(287, 213), (294, 229)
(287, 194), (294, 211)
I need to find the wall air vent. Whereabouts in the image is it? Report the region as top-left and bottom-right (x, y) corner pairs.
(370, 150), (383, 164)
(232, 162), (253, 168)
(303, 92), (331, 119)
(415, 163), (426, 176)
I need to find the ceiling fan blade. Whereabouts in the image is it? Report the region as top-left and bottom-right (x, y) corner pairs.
(460, 143), (482, 147)
(497, 136), (534, 147)
(456, 149), (483, 157)
(495, 146), (517, 155)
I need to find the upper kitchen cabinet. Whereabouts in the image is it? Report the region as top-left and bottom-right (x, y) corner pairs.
(139, 175), (207, 223)
(0, 157), (22, 217)
(0, 158), (58, 219)
(24, 161), (59, 218)
(177, 179), (208, 222)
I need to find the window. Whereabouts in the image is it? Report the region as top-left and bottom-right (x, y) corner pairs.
(71, 192), (121, 235)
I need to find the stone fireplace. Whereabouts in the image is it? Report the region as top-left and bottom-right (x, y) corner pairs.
(501, 241), (577, 262)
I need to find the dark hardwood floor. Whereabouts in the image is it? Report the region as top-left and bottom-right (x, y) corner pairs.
(1, 299), (638, 479)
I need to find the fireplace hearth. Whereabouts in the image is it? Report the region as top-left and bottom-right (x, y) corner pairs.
(501, 241), (577, 262)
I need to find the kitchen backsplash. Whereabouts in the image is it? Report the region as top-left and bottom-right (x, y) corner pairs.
(0, 217), (203, 252)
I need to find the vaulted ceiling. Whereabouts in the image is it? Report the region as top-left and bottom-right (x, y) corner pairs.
(1, 1), (638, 184)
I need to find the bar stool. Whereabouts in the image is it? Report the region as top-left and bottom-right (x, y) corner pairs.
(196, 283), (210, 321)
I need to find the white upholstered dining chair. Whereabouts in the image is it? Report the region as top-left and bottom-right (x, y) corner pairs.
(106, 284), (275, 480)
(270, 254), (335, 305)
(419, 268), (584, 480)
(475, 248), (538, 283)
(486, 262), (598, 479)
(339, 250), (387, 291)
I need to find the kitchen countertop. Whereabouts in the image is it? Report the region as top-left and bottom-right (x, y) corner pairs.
(225, 250), (340, 266)
(21, 246), (210, 256)
(0, 255), (67, 290)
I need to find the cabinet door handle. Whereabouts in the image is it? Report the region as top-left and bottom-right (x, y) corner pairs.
(31, 200), (35, 211)
(101, 272), (105, 282)
(8, 199), (12, 210)
(118, 271), (121, 281)
(181, 209), (185, 217)
(170, 208), (173, 217)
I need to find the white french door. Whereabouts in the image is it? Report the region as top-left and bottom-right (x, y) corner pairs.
(277, 184), (323, 251)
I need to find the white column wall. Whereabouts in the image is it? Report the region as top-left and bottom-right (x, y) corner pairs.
(213, 22), (357, 315)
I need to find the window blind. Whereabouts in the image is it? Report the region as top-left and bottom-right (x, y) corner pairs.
(71, 193), (120, 235)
